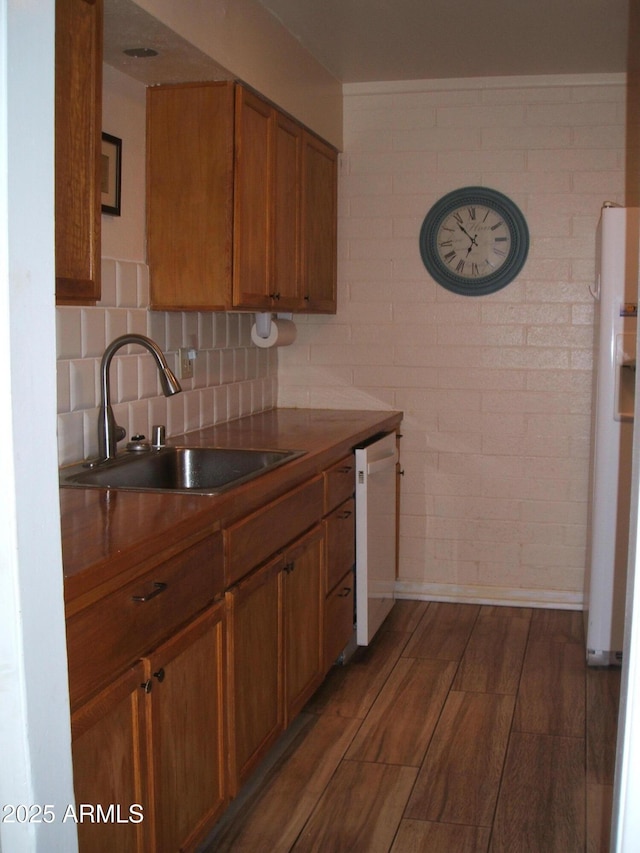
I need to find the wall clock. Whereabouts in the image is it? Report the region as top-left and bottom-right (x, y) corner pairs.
(419, 186), (529, 296)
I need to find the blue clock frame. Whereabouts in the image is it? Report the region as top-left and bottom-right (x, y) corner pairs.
(419, 186), (529, 296)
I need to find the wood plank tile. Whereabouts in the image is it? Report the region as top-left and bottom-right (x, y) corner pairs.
(346, 657), (457, 766)
(528, 608), (584, 644)
(391, 819), (490, 852)
(306, 628), (410, 719)
(513, 640), (585, 737)
(206, 713), (361, 852)
(479, 605), (532, 620)
(406, 691), (514, 827)
(402, 602), (480, 661)
(292, 760), (417, 852)
(381, 599), (430, 634)
(587, 783), (614, 853)
(452, 609), (530, 694)
(587, 667), (621, 785)
(490, 732), (585, 853)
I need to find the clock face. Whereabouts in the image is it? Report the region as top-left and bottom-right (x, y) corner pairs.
(419, 187), (529, 296)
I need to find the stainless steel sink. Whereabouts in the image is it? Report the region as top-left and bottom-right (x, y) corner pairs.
(60, 446), (304, 494)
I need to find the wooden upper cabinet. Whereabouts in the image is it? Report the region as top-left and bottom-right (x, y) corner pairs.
(301, 132), (338, 312)
(271, 111), (303, 310)
(55, 0), (103, 305)
(147, 81), (337, 313)
(147, 82), (235, 310)
(232, 87), (273, 310)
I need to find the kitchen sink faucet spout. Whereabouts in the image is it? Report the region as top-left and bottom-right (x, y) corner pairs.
(98, 334), (182, 461)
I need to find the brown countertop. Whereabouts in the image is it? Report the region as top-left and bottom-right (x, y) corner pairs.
(61, 408), (402, 609)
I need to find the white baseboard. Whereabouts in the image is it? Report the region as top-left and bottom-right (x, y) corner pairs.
(394, 580), (584, 611)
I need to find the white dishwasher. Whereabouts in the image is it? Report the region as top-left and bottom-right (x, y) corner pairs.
(355, 432), (398, 645)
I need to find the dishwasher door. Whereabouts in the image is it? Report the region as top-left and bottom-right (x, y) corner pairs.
(355, 432), (397, 645)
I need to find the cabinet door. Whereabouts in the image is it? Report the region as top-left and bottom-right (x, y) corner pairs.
(144, 602), (226, 853)
(324, 569), (355, 672)
(300, 132), (338, 313)
(226, 555), (284, 796)
(283, 525), (324, 722)
(272, 111), (303, 310)
(233, 87), (273, 309)
(55, 0), (102, 305)
(324, 497), (355, 594)
(71, 664), (148, 853)
(147, 82), (235, 310)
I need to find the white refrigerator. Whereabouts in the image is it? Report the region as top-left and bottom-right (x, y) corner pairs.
(586, 204), (639, 665)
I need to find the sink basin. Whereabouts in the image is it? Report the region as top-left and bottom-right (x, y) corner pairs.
(60, 446), (305, 494)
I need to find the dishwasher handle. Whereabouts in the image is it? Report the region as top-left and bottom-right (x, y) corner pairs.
(366, 449), (398, 476)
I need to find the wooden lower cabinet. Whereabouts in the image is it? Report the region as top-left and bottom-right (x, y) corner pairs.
(71, 664), (148, 853)
(323, 493), (356, 671)
(283, 525), (324, 722)
(226, 524), (324, 795)
(226, 554), (284, 796)
(71, 602), (226, 853)
(324, 569), (355, 671)
(145, 603), (226, 853)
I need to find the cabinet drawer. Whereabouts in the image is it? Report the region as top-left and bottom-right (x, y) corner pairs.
(324, 497), (355, 594)
(225, 477), (323, 587)
(324, 455), (355, 513)
(67, 533), (224, 710)
(324, 569), (354, 671)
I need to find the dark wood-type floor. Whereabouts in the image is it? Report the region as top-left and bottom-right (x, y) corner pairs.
(202, 601), (621, 852)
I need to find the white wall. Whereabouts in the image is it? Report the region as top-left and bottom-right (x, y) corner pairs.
(0, 0), (77, 849)
(279, 73), (627, 608)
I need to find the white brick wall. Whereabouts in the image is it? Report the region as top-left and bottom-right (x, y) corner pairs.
(278, 73), (627, 608)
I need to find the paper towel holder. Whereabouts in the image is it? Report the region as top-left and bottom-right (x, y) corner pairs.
(254, 312), (272, 339)
(254, 312), (294, 339)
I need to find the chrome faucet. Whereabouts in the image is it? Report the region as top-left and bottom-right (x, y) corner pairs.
(97, 334), (182, 461)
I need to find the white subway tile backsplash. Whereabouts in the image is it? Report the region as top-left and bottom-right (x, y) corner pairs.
(57, 261), (277, 464)
(80, 308), (106, 357)
(57, 307), (82, 359)
(105, 308), (128, 342)
(69, 359), (97, 411)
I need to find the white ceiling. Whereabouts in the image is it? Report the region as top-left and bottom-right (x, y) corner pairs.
(256, 0), (630, 82)
(104, 0), (630, 86)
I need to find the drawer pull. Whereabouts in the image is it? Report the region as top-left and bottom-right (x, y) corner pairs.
(153, 667), (165, 683)
(131, 581), (167, 603)
(338, 586), (352, 598)
(338, 466), (353, 474)
(284, 562), (295, 575)
(337, 510), (352, 520)
(141, 679), (153, 694)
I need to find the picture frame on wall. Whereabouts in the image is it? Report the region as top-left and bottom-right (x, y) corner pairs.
(101, 132), (121, 216)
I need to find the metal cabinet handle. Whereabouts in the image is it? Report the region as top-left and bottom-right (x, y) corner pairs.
(337, 510), (352, 519)
(338, 586), (352, 598)
(131, 581), (167, 603)
(141, 679), (153, 693)
(153, 668), (165, 683)
(338, 466), (353, 474)
(284, 562), (295, 574)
